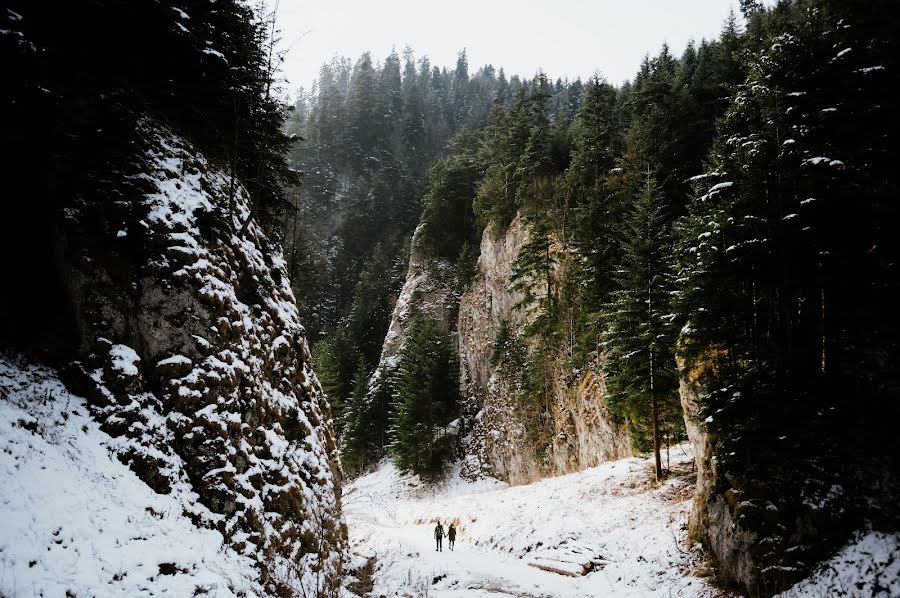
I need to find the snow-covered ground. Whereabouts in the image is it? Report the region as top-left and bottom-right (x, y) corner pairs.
(0, 356), (263, 597)
(778, 530), (900, 598)
(3, 350), (896, 598)
(345, 450), (900, 598)
(344, 447), (721, 597)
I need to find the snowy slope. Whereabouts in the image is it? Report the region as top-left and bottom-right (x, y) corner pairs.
(47, 121), (346, 595)
(0, 355), (263, 597)
(344, 446), (721, 597)
(776, 530), (900, 597)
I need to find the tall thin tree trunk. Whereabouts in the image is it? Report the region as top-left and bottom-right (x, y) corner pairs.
(820, 266), (827, 374)
(650, 348), (662, 481)
(288, 195), (299, 276)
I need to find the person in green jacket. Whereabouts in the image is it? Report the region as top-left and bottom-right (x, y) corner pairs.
(434, 521), (445, 551)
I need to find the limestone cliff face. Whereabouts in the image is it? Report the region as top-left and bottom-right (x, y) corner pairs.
(547, 364), (634, 476)
(377, 226), (459, 370)
(456, 216), (537, 482)
(676, 348), (869, 596)
(677, 351), (759, 588)
(378, 212), (631, 485)
(457, 216), (631, 484)
(58, 122), (345, 596)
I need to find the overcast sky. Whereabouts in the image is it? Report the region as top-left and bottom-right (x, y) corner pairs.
(275, 0), (747, 98)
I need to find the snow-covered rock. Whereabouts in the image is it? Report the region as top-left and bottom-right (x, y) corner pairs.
(0, 356), (262, 596)
(776, 530), (900, 597)
(45, 122), (346, 595)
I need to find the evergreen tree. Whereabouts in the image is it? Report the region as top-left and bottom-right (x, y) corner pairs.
(510, 210), (558, 337)
(604, 173), (679, 480)
(340, 359), (374, 474)
(515, 73), (554, 212)
(570, 76), (623, 318)
(473, 89), (530, 229)
(418, 131), (483, 259)
(390, 311), (459, 478)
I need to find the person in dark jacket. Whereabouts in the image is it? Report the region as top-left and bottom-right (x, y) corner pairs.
(448, 523), (456, 550)
(434, 522), (445, 551)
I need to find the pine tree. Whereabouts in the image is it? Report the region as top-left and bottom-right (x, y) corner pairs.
(510, 211), (558, 337)
(390, 311), (459, 478)
(570, 76), (622, 317)
(516, 73), (554, 212)
(340, 359), (373, 474)
(473, 89), (529, 230)
(418, 131), (483, 259)
(345, 52), (380, 158)
(604, 172), (678, 480)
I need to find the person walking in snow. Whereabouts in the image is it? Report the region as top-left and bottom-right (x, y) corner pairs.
(448, 523), (456, 550)
(434, 522), (445, 551)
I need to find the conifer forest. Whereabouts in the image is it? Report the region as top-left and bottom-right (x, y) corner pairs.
(1, 1), (898, 597)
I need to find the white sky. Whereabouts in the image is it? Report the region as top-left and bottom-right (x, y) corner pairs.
(275, 0), (748, 97)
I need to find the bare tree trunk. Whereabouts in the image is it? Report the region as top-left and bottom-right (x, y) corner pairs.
(650, 350), (662, 482)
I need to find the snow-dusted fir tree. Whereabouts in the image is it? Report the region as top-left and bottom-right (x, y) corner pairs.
(603, 172), (678, 481)
(390, 310), (459, 478)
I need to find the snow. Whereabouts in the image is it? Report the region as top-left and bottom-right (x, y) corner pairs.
(0, 356), (262, 597)
(157, 354), (192, 366)
(202, 48), (227, 61)
(345, 446), (720, 597)
(687, 172), (722, 182)
(804, 157), (844, 167)
(776, 530), (900, 597)
(109, 343), (140, 376)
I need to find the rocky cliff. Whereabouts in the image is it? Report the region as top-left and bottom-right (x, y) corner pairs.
(376, 226), (460, 369)
(378, 214), (631, 485)
(458, 216), (631, 484)
(55, 122), (346, 596)
(675, 346), (894, 596)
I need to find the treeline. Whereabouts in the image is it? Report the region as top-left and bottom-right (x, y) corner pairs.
(282, 49), (543, 437)
(409, 14), (749, 474)
(409, 0), (900, 500)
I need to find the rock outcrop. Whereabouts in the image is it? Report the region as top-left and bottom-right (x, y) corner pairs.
(458, 216), (631, 483)
(676, 347), (882, 596)
(378, 213), (631, 485)
(57, 122), (346, 596)
(677, 350), (759, 587)
(377, 226), (460, 369)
